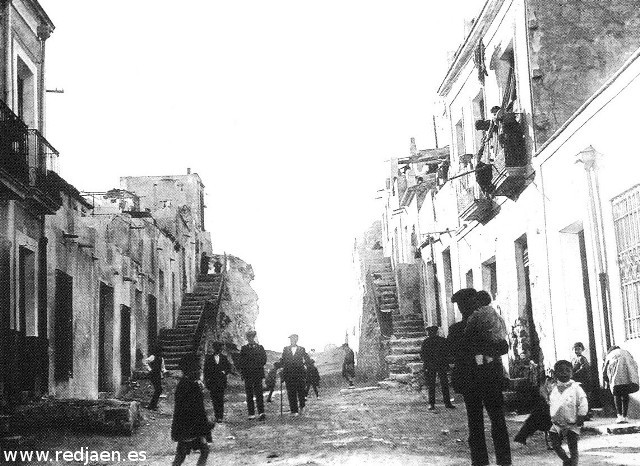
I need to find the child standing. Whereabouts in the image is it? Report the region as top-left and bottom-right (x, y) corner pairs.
(548, 360), (588, 466)
(305, 359), (321, 398)
(265, 362), (280, 402)
(171, 354), (213, 466)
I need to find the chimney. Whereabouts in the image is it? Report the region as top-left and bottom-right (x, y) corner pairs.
(187, 168), (191, 174)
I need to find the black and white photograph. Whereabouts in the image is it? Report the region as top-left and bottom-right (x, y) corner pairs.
(1, 0), (640, 464)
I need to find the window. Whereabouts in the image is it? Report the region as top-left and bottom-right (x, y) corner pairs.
(455, 119), (466, 157)
(612, 185), (640, 339)
(16, 57), (35, 127)
(495, 45), (517, 111)
(466, 269), (474, 288)
(482, 257), (497, 300)
(472, 91), (486, 152)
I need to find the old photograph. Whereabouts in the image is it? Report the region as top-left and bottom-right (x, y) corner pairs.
(1, 0), (640, 464)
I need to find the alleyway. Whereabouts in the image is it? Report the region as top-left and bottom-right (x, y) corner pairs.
(25, 378), (640, 466)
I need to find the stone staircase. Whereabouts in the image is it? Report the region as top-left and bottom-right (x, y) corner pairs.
(160, 273), (224, 370)
(368, 257), (426, 389)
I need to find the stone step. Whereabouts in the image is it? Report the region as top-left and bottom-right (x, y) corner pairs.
(393, 331), (426, 339)
(385, 353), (421, 365)
(389, 336), (425, 347)
(388, 373), (413, 384)
(407, 362), (424, 373)
(391, 345), (422, 355)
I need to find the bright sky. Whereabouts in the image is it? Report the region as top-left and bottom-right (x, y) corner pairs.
(40, 0), (484, 351)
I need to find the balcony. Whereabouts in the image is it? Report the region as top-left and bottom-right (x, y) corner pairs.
(27, 129), (62, 212)
(0, 99), (30, 185)
(488, 112), (534, 200)
(455, 169), (498, 224)
(0, 98), (62, 212)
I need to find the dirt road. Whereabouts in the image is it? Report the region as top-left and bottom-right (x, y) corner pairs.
(27, 378), (640, 465)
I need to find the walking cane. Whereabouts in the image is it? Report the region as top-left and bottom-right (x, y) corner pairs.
(279, 374), (283, 416)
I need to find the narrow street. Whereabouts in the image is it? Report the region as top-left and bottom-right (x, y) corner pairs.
(28, 377), (640, 466)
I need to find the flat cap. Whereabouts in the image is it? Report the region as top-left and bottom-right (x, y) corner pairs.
(451, 288), (477, 304)
(289, 333), (299, 339)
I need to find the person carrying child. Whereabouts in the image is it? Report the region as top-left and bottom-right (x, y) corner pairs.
(171, 354), (214, 466)
(306, 359), (321, 399)
(548, 359), (588, 466)
(463, 290), (509, 364)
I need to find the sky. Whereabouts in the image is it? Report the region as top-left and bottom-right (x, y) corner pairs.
(40, 0), (484, 351)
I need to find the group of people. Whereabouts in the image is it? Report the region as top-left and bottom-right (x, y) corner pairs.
(423, 287), (640, 466)
(166, 331), (356, 465)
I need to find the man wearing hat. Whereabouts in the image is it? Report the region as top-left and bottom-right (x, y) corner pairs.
(448, 288), (511, 466)
(279, 334), (312, 415)
(204, 341), (232, 422)
(239, 330), (267, 420)
(420, 325), (455, 410)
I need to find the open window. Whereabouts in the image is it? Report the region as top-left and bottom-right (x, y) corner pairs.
(16, 57), (35, 127)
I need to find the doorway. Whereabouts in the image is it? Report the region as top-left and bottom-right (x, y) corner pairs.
(98, 283), (114, 392)
(120, 305), (131, 381)
(148, 295), (158, 353)
(54, 271), (73, 382)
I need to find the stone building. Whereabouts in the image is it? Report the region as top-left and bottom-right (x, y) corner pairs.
(0, 0), (62, 405)
(359, 0), (640, 409)
(0, 0), (254, 404)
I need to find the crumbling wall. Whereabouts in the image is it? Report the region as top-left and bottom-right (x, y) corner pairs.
(205, 255), (258, 351)
(529, 0), (640, 146)
(357, 287), (389, 381)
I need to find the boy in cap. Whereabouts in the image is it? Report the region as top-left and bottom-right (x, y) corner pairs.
(306, 359), (321, 399)
(420, 325), (455, 410)
(239, 330), (267, 420)
(171, 354), (213, 466)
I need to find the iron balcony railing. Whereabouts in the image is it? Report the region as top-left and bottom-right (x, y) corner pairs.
(0, 99), (59, 187)
(0, 99), (30, 183)
(27, 129), (59, 184)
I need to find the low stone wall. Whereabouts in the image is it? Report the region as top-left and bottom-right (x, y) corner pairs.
(11, 399), (142, 435)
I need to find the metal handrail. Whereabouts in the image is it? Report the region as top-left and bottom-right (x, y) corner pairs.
(192, 253), (228, 352)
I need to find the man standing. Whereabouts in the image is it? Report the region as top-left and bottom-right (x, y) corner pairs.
(239, 330), (267, 421)
(421, 325), (455, 410)
(203, 341), (232, 422)
(341, 342), (356, 388)
(279, 334), (312, 415)
(448, 288), (511, 466)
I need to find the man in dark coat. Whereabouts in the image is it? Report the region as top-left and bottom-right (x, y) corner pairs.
(279, 333), (312, 415)
(448, 288), (511, 466)
(239, 330), (267, 420)
(421, 325), (455, 410)
(342, 342), (356, 387)
(146, 344), (164, 410)
(204, 341), (232, 422)
(171, 354), (212, 466)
